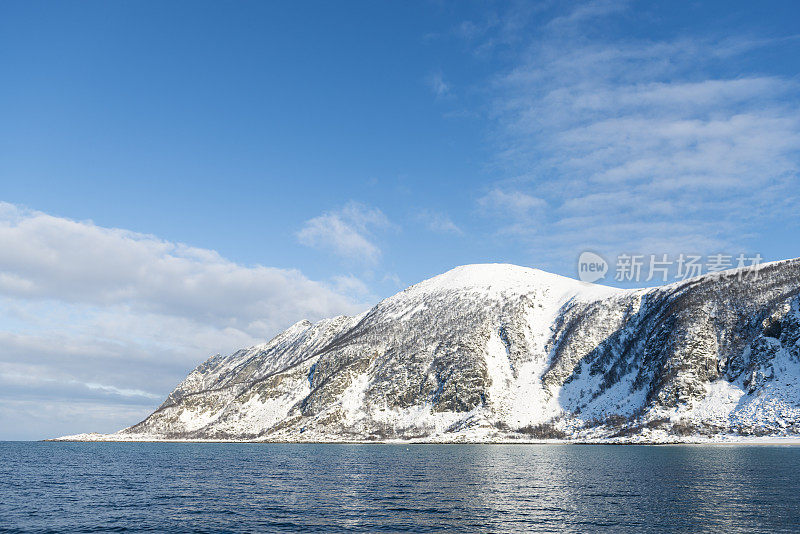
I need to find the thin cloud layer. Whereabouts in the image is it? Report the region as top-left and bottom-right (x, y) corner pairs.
(474, 4), (800, 268)
(478, 189), (547, 219)
(417, 209), (462, 235)
(427, 71), (451, 98)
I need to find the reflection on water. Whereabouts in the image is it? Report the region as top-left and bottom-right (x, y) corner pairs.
(2, 442), (799, 533)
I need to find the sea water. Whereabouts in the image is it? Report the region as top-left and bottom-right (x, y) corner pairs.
(2, 442), (799, 533)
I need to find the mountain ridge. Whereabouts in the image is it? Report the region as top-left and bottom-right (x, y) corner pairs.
(57, 258), (800, 443)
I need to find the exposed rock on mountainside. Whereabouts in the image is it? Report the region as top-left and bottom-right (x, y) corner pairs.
(59, 259), (800, 442)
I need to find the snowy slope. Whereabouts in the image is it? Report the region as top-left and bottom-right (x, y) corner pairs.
(57, 259), (800, 443)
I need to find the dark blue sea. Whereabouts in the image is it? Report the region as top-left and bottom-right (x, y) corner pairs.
(2, 442), (800, 533)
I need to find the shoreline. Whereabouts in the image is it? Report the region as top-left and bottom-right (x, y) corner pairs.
(43, 436), (800, 445)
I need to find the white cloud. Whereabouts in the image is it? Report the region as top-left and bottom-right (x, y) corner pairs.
(0, 202), (363, 331)
(297, 201), (393, 263)
(382, 272), (403, 288)
(331, 274), (373, 298)
(546, 0), (629, 31)
(0, 365), (160, 400)
(427, 72), (450, 98)
(478, 189), (547, 218)
(476, 3), (800, 269)
(0, 202), (368, 438)
(417, 209), (463, 235)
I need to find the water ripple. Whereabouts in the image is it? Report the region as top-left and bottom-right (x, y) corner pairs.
(1, 443), (800, 533)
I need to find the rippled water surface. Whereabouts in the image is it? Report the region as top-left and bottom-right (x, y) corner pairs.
(2, 442), (800, 533)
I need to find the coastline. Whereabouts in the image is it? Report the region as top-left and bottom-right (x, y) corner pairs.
(45, 434), (800, 445)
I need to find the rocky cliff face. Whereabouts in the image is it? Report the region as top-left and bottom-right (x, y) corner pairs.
(67, 259), (800, 442)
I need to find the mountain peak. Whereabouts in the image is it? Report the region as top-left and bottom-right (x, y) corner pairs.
(400, 262), (619, 301)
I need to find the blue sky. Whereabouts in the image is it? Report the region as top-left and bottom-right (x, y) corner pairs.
(1, 0), (799, 439)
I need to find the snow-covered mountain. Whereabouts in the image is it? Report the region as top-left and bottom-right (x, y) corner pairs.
(59, 259), (800, 443)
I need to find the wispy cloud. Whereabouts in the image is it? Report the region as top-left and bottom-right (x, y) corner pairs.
(297, 201), (394, 264)
(545, 0), (629, 31)
(471, 3), (800, 268)
(427, 71), (451, 98)
(0, 366), (161, 401)
(478, 189), (547, 219)
(417, 209), (463, 235)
